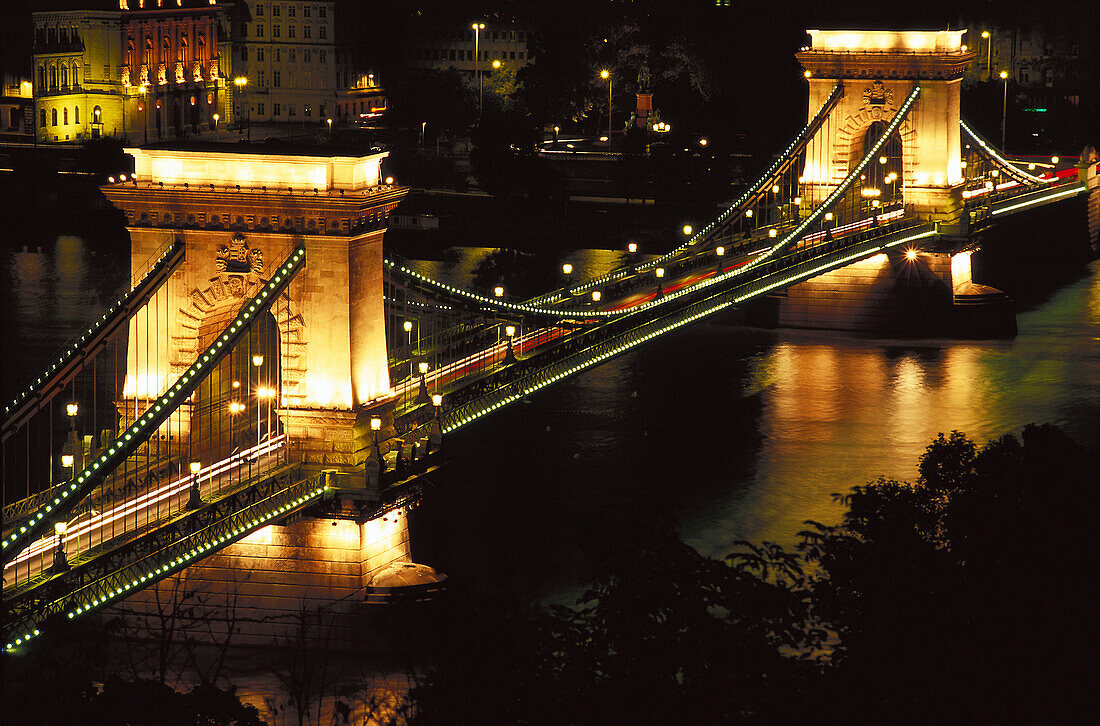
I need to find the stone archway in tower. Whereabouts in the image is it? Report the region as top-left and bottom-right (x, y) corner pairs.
(180, 281), (308, 466)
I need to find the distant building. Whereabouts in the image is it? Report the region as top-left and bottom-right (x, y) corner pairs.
(964, 26), (1095, 92)
(406, 20), (533, 81)
(1, 72), (34, 140)
(233, 1), (337, 126)
(335, 71), (386, 124)
(31, 1), (231, 144)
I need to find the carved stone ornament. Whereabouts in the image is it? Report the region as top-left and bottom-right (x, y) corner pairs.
(157, 63), (167, 85)
(192, 60), (203, 82)
(175, 61), (185, 84)
(862, 80), (893, 107)
(216, 233), (264, 275)
(139, 63), (149, 85)
(121, 65), (131, 87)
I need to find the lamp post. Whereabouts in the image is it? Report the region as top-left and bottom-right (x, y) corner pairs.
(417, 361), (430, 405)
(189, 460), (202, 508)
(212, 112), (219, 139)
(1000, 70), (1009, 151)
(504, 325), (517, 365)
(600, 69), (612, 147)
(140, 84), (149, 144)
(715, 245), (725, 274)
(981, 30), (992, 81)
(53, 521), (69, 572)
(252, 354), (264, 472)
(327, 117), (333, 139)
(370, 416), (385, 474)
(472, 22), (486, 116)
(234, 76), (248, 141)
(654, 267), (665, 299)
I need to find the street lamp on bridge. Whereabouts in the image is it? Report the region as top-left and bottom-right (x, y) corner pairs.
(1000, 70), (1009, 151)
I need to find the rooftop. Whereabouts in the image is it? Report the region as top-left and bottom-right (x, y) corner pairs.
(126, 143), (391, 191)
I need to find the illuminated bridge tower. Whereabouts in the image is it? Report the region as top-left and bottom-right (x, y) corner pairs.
(797, 30), (977, 220)
(101, 145), (407, 477)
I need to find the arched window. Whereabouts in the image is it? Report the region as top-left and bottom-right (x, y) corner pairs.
(145, 38), (154, 63)
(39, 109), (46, 128)
(74, 106), (79, 124)
(71, 63), (79, 87)
(49, 65), (57, 89)
(61, 65), (68, 88)
(180, 36), (189, 63)
(63, 107), (68, 125)
(51, 108), (58, 126)
(93, 105), (102, 122)
(163, 36), (170, 57)
(126, 42), (134, 69)
(37, 65), (45, 88)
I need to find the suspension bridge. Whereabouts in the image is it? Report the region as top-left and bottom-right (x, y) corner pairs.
(3, 29), (1097, 650)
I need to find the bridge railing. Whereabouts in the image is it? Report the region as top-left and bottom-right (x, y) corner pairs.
(4, 467), (327, 651)
(440, 218), (935, 433)
(2, 245), (308, 567)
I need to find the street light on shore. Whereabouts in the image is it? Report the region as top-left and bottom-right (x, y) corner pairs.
(600, 69), (612, 146)
(473, 22), (486, 116)
(1000, 70), (1009, 151)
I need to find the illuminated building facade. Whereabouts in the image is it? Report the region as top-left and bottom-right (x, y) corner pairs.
(31, 1), (232, 144)
(233, 1), (337, 125)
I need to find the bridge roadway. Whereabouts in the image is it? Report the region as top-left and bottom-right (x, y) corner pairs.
(3, 435), (289, 588)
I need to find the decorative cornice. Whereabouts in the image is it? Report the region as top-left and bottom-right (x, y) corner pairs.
(798, 50), (977, 81)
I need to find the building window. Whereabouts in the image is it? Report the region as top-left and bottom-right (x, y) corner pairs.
(288, 6), (295, 17)
(1044, 68), (1054, 87)
(40, 109), (46, 127)
(74, 107), (79, 124)
(258, 70), (265, 86)
(289, 49), (296, 62)
(449, 49), (456, 61)
(273, 102), (281, 116)
(304, 25), (311, 39)
(274, 48), (280, 61)
(241, 46), (248, 61)
(51, 108), (57, 126)
(272, 5), (280, 16)
(256, 4), (263, 16)
(72, 64), (79, 87)
(319, 5), (326, 17)
(319, 25), (326, 39)
(61, 65), (68, 88)
(273, 70), (281, 87)
(289, 26), (296, 38)
(304, 5), (311, 17)
(1020, 68), (1030, 84)
(288, 104), (296, 117)
(319, 50), (326, 63)
(273, 25), (280, 38)
(257, 47), (264, 61)
(63, 107), (68, 124)
(518, 52), (524, 60)
(257, 25), (264, 38)
(257, 102), (265, 115)
(303, 49), (311, 62)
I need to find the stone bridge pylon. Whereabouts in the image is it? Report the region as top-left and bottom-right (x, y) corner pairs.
(101, 145), (408, 478)
(797, 29), (977, 219)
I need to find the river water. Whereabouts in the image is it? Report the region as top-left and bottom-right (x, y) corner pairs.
(5, 233), (1099, 601)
